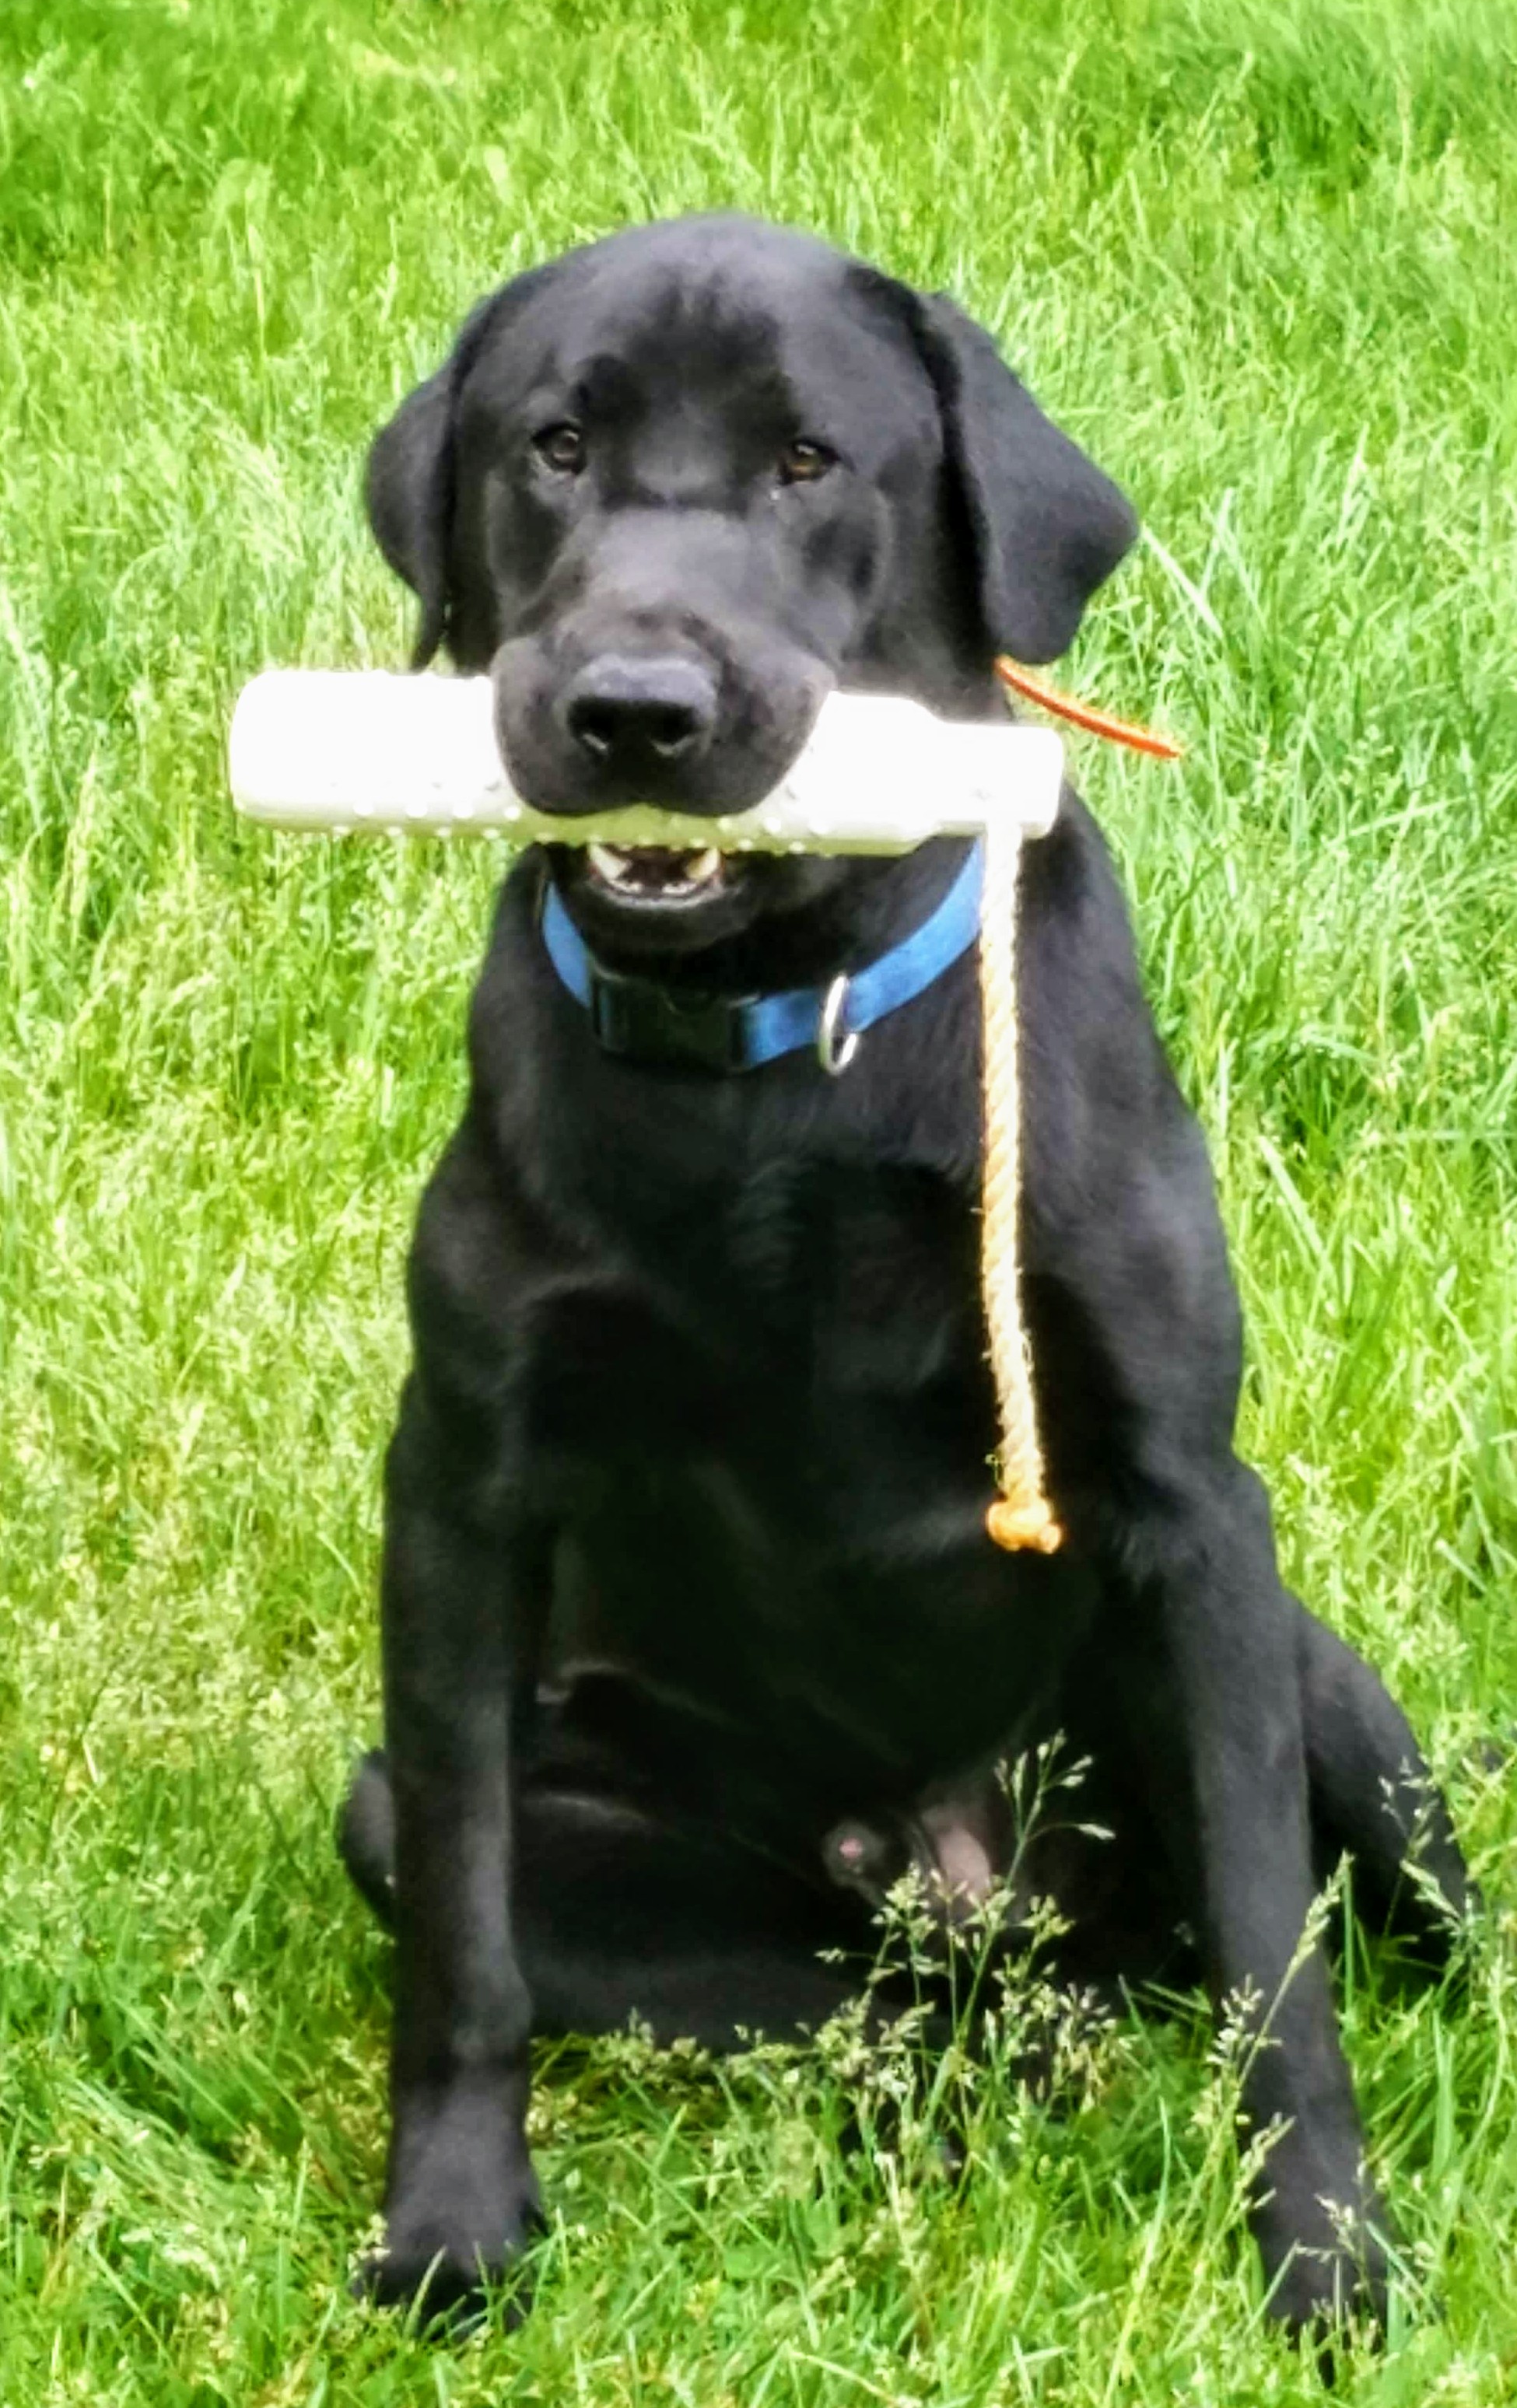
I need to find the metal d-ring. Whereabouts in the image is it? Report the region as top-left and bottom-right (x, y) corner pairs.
(818, 975), (860, 1076)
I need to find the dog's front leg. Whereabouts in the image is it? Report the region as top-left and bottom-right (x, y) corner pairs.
(1124, 1464), (1389, 2332)
(363, 1367), (546, 2315)
(1022, 810), (1393, 2330)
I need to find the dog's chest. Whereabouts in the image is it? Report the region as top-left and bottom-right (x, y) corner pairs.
(519, 1149), (1086, 1783)
(524, 1151), (989, 1472)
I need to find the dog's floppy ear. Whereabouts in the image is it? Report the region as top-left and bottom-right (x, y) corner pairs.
(909, 292), (1137, 664)
(366, 276), (546, 669)
(366, 358), (457, 667)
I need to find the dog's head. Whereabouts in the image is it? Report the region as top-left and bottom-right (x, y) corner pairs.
(368, 216), (1135, 959)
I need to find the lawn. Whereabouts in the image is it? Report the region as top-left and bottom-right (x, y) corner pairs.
(2, 0), (1515, 2399)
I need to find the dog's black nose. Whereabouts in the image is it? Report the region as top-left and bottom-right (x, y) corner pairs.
(563, 656), (718, 769)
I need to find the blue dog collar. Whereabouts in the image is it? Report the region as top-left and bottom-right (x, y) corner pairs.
(541, 840), (986, 1075)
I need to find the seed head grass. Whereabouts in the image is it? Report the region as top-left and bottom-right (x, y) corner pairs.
(1, 0), (1514, 2399)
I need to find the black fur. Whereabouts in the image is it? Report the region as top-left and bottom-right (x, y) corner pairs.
(349, 215), (1468, 2331)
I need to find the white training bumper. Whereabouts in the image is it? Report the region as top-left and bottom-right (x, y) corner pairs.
(228, 670), (1063, 853)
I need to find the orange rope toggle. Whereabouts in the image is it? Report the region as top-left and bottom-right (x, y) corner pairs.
(994, 658), (1183, 761)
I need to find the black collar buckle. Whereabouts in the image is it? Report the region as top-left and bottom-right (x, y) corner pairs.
(587, 961), (756, 1073)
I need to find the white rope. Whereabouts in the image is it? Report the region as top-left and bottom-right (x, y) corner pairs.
(978, 816), (1062, 1554)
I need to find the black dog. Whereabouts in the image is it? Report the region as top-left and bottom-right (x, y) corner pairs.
(342, 215), (1469, 2332)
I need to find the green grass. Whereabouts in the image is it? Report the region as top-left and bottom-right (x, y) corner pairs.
(2, 0), (1515, 2397)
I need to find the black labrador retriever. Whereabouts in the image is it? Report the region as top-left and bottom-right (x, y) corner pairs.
(340, 214), (1469, 2332)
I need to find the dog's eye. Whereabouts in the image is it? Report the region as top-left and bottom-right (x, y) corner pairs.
(778, 438), (836, 485)
(532, 422), (586, 474)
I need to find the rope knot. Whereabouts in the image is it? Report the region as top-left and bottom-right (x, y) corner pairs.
(986, 1496), (1063, 1555)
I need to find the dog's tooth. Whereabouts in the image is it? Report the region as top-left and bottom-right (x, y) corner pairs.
(587, 839), (726, 899)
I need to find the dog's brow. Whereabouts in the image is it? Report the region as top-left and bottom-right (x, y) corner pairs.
(595, 278), (798, 390)
(572, 338), (805, 454)
(574, 351), (646, 422)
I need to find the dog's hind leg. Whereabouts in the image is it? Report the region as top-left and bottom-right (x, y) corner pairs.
(1295, 1601), (1471, 1958)
(339, 1748), (398, 1927)
(339, 1748), (866, 2049)
(515, 1790), (866, 2049)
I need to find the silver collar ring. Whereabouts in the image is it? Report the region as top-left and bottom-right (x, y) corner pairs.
(818, 975), (860, 1076)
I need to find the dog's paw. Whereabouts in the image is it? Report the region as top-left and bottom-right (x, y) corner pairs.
(356, 2174), (543, 2323)
(358, 2077), (542, 2323)
(1257, 2199), (1390, 2347)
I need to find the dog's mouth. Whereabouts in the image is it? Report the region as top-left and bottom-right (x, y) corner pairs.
(584, 842), (727, 905)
